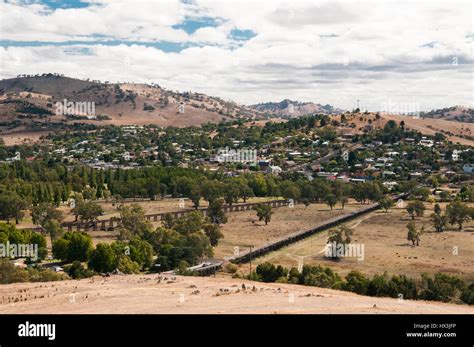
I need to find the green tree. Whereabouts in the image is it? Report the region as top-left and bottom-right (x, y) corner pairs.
(201, 180), (223, 203)
(31, 203), (64, 227)
(52, 238), (70, 261)
(173, 211), (204, 234)
(73, 200), (103, 226)
(64, 261), (94, 279)
(446, 201), (471, 230)
(189, 185), (201, 209)
(378, 197), (394, 212)
(406, 200), (425, 220)
(343, 271), (369, 295)
(53, 232), (93, 262)
(44, 219), (64, 241)
(117, 204), (152, 237)
(161, 213), (175, 230)
(0, 193), (28, 224)
(88, 243), (118, 273)
(127, 238), (154, 269)
(420, 273), (465, 302)
(82, 187), (96, 200)
(283, 185), (301, 202)
(254, 203), (273, 225)
(145, 178), (160, 200)
(159, 183), (168, 199)
(255, 262), (278, 282)
(223, 183), (239, 206)
(236, 179), (254, 203)
(326, 226), (353, 259)
(203, 223), (223, 247)
(340, 196), (349, 210)
(324, 194), (338, 210)
(367, 182), (383, 203)
(208, 198), (227, 224)
(406, 221), (420, 246)
(116, 255), (140, 274)
(461, 283), (474, 305)
(431, 204), (447, 233)
(28, 232), (48, 261)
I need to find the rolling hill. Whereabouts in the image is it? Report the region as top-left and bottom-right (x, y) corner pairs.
(420, 106), (474, 123)
(0, 274), (471, 314)
(0, 74), (261, 131)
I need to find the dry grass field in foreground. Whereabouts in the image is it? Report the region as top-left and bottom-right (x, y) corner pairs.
(254, 203), (474, 282)
(0, 274), (472, 314)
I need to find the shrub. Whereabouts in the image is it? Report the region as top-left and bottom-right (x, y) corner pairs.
(0, 260), (68, 284)
(256, 262), (278, 282)
(288, 267), (300, 284)
(301, 265), (342, 288)
(367, 273), (391, 297)
(420, 273), (465, 302)
(461, 283), (474, 305)
(53, 232), (93, 262)
(390, 274), (418, 300)
(88, 243), (118, 273)
(343, 271), (369, 295)
(225, 263), (238, 274)
(116, 255), (140, 274)
(64, 261), (94, 279)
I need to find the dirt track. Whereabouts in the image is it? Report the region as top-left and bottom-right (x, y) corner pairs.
(0, 275), (472, 314)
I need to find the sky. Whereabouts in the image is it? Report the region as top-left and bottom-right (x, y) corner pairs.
(0, 0), (473, 111)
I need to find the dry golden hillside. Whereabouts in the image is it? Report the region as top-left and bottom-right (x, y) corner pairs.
(0, 74), (261, 131)
(1, 274), (472, 314)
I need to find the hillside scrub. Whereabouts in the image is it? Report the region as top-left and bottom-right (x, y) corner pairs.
(247, 262), (473, 305)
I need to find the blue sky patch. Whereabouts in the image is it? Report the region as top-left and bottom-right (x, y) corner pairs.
(230, 29), (256, 41)
(0, 39), (192, 53)
(26, 0), (91, 9)
(172, 16), (222, 34)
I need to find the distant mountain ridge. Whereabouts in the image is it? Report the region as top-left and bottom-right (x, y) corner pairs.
(249, 99), (343, 116)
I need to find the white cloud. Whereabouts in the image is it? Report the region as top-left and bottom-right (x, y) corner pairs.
(0, 0), (472, 110)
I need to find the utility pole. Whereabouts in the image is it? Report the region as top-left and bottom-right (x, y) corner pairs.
(357, 99), (360, 110)
(249, 245), (254, 275)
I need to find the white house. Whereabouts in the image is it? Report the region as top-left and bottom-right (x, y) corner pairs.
(386, 151), (400, 157)
(122, 152), (133, 161)
(419, 138), (433, 148)
(452, 150), (466, 161)
(266, 165), (282, 175)
(6, 152), (21, 162)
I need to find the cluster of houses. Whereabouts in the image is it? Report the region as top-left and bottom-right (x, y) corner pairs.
(3, 124), (474, 194)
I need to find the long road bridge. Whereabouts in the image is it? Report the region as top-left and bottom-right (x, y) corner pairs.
(62, 199), (290, 232)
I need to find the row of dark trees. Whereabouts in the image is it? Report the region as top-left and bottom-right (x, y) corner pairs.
(0, 158), (398, 225)
(252, 262), (473, 305)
